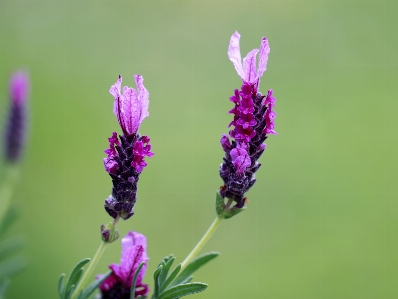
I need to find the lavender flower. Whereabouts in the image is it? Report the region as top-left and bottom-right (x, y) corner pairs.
(219, 32), (277, 209)
(103, 75), (153, 220)
(3, 72), (29, 163)
(99, 231), (149, 299)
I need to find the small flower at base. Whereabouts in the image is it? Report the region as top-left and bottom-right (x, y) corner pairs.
(4, 71), (30, 163)
(101, 222), (120, 243)
(98, 231), (149, 298)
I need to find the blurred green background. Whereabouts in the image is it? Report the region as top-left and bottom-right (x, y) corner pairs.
(0, 1), (397, 298)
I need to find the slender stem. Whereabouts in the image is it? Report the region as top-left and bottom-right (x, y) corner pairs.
(71, 216), (120, 299)
(181, 216), (223, 269)
(0, 164), (19, 223)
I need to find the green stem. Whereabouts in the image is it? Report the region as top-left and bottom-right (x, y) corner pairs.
(0, 164), (19, 223)
(180, 216), (223, 269)
(71, 216), (120, 299)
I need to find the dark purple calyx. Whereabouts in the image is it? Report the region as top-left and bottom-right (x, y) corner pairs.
(219, 83), (276, 208)
(4, 102), (26, 163)
(104, 133), (153, 220)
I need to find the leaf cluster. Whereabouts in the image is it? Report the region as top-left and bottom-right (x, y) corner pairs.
(150, 251), (219, 299)
(57, 259), (111, 299)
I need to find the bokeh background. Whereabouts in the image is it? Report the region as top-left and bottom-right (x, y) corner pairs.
(0, 1), (397, 298)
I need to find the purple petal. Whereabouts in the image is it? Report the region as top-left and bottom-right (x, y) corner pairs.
(134, 75), (150, 125)
(230, 146), (251, 175)
(242, 49), (259, 83)
(228, 31), (245, 80)
(103, 157), (118, 174)
(99, 272), (118, 292)
(220, 134), (231, 151)
(257, 37), (270, 80)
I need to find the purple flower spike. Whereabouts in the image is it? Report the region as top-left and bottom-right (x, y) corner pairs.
(4, 71), (30, 163)
(104, 75), (153, 220)
(228, 31), (270, 90)
(220, 33), (277, 209)
(99, 231), (149, 299)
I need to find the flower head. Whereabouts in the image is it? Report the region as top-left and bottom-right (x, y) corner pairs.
(4, 71), (30, 163)
(99, 231), (149, 299)
(228, 31), (270, 90)
(219, 32), (277, 209)
(103, 75), (153, 220)
(110, 75), (149, 136)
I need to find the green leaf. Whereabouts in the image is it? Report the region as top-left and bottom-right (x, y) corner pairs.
(156, 255), (174, 269)
(176, 276), (193, 286)
(159, 256), (175, 287)
(130, 262), (145, 299)
(0, 205), (20, 238)
(63, 258), (90, 298)
(158, 283), (207, 299)
(64, 285), (75, 299)
(0, 236), (24, 261)
(75, 290), (84, 299)
(82, 270), (111, 299)
(66, 269), (83, 297)
(0, 256), (25, 279)
(160, 264), (181, 292)
(215, 192), (225, 217)
(58, 273), (66, 298)
(153, 265), (163, 299)
(171, 252), (219, 287)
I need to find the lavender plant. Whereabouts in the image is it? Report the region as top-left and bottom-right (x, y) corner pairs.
(0, 71), (30, 298)
(58, 31), (277, 299)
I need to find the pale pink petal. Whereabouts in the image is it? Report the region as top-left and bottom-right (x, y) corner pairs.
(228, 31), (245, 80)
(111, 76), (123, 124)
(119, 231), (148, 286)
(121, 231), (147, 255)
(109, 75), (122, 99)
(257, 37), (270, 79)
(122, 87), (140, 134)
(242, 49), (259, 83)
(134, 75), (149, 124)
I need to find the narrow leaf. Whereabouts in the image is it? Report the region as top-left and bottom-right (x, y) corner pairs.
(58, 273), (66, 298)
(176, 276), (193, 286)
(66, 269), (83, 297)
(75, 290), (84, 299)
(64, 258), (90, 298)
(65, 285), (75, 299)
(159, 256), (175, 287)
(130, 262), (145, 299)
(156, 255), (174, 269)
(171, 252), (219, 286)
(158, 283), (207, 299)
(82, 270), (111, 299)
(153, 265), (163, 299)
(160, 264), (181, 292)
